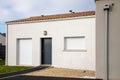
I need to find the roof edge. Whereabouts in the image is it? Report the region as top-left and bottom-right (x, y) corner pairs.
(6, 11), (95, 24)
(7, 15), (95, 25)
(95, 0), (101, 1)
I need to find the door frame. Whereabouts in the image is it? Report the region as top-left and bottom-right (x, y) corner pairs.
(40, 37), (52, 65)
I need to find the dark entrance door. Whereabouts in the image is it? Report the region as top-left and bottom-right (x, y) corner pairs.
(41, 38), (52, 65)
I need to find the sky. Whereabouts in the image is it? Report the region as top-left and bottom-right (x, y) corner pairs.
(0, 0), (95, 33)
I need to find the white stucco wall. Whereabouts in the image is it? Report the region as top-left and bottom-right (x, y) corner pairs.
(7, 16), (95, 70)
(0, 34), (5, 45)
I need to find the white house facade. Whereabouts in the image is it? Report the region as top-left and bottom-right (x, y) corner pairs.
(6, 11), (96, 70)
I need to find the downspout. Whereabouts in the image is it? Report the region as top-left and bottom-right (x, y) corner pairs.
(103, 3), (113, 80)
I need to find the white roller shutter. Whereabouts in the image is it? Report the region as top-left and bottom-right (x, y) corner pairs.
(65, 37), (86, 50)
(18, 39), (32, 65)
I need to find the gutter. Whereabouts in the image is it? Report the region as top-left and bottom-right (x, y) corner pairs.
(103, 3), (113, 80)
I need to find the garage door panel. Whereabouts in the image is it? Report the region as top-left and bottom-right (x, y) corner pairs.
(18, 39), (32, 65)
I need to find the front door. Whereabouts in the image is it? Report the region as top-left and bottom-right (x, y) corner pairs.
(41, 38), (52, 65)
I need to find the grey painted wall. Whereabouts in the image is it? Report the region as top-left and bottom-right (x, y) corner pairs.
(96, 0), (120, 80)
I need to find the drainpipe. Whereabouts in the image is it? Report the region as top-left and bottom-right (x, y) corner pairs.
(103, 3), (112, 80)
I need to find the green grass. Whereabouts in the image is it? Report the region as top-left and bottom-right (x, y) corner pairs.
(0, 60), (32, 74)
(0, 66), (32, 74)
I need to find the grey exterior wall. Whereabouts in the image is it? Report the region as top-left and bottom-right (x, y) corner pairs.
(96, 0), (120, 80)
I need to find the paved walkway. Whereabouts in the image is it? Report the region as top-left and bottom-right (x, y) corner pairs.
(24, 67), (95, 78)
(0, 66), (102, 80)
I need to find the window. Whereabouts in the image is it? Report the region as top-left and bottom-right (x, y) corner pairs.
(64, 37), (86, 51)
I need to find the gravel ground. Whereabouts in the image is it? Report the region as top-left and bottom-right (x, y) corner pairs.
(24, 67), (95, 78)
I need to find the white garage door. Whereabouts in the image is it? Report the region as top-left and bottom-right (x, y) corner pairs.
(18, 39), (32, 65)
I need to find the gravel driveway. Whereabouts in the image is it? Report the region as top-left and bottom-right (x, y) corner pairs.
(24, 67), (95, 78)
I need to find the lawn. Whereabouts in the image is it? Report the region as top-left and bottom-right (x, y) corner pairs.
(0, 60), (32, 74)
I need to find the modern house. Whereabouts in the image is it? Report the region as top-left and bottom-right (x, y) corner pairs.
(6, 11), (95, 70)
(5, 0), (120, 79)
(96, 0), (120, 80)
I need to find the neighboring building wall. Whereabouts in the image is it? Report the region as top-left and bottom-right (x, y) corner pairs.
(96, 0), (120, 80)
(0, 34), (5, 45)
(0, 44), (5, 60)
(7, 16), (95, 70)
(0, 34), (5, 60)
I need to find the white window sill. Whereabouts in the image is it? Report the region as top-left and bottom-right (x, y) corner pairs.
(63, 49), (87, 52)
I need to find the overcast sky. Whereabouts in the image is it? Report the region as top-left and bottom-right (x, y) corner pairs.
(0, 0), (95, 33)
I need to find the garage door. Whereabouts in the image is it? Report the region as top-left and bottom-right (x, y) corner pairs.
(18, 39), (32, 65)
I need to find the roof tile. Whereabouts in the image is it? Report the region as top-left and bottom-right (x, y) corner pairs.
(6, 11), (95, 24)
